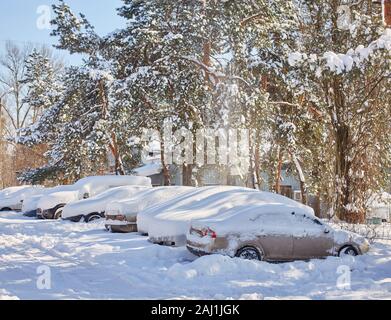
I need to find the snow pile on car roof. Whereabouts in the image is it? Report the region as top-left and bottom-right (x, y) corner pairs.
(62, 185), (150, 219)
(34, 176), (152, 210)
(0, 186), (45, 208)
(106, 186), (195, 218)
(73, 175), (152, 197)
(139, 186), (314, 242)
(0, 186), (34, 199)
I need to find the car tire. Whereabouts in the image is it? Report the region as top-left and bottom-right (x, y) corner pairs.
(54, 208), (63, 220)
(86, 214), (102, 223)
(339, 246), (358, 257)
(0, 207), (12, 212)
(236, 246), (263, 261)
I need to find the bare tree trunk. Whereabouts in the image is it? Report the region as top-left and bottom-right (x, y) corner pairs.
(253, 131), (262, 189)
(182, 164), (193, 186)
(334, 124), (365, 223)
(313, 193), (321, 218)
(160, 139), (171, 186)
(275, 148), (283, 194)
(335, 124), (349, 220)
(109, 133), (125, 175)
(245, 133), (255, 189)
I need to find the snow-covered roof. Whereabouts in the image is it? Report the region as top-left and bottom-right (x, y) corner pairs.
(0, 187), (45, 207)
(368, 192), (391, 208)
(133, 162), (163, 177)
(0, 186), (35, 199)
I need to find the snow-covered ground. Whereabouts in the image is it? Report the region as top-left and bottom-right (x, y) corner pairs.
(1, 211), (391, 300)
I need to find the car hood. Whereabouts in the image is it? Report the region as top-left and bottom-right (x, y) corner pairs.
(333, 228), (368, 246)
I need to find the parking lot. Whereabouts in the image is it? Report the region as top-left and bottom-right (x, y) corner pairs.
(1, 211), (391, 300)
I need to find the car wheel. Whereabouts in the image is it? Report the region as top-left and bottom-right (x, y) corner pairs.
(236, 246), (263, 261)
(54, 209), (63, 220)
(86, 214), (102, 223)
(0, 207), (12, 212)
(339, 246), (358, 257)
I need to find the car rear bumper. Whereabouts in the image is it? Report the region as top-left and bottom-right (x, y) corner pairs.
(186, 245), (212, 257)
(149, 234), (187, 247)
(105, 214), (138, 233)
(107, 223), (138, 233)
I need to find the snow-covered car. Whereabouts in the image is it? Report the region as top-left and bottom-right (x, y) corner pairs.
(36, 175), (151, 220)
(62, 185), (150, 223)
(0, 186), (45, 212)
(22, 185), (75, 217)
(138, 186), (316, 247)
(105, 186), (195, 233)
(187, 209), (370, 262)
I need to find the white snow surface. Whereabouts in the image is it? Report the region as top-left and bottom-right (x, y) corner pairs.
(62, 186), (150, 219)
(139, 186), (314, 242)
(0, 210), (391, 300)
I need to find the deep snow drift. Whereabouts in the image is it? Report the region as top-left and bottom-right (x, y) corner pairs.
(0, 211), (391, 300)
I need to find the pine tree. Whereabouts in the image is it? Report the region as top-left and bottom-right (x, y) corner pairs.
(21, 49), (63, 123)
(286, 0), (391, 222)
(112, 0), (299, 186)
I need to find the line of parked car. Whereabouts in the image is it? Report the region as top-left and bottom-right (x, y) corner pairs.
(0, 176), (370, 262)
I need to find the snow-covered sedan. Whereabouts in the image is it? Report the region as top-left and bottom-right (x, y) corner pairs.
(62, 185), (150, 223)
(139, 186), (315, 247)
(105, 186), (195, 233)
(187, 208), (370, 262)
(22, 185), (77, 217)
(0, 186), (45, 212)
(36, 175), (151, 220)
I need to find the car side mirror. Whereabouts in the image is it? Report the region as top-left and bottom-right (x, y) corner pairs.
(83, 192), (90, 199)
(324, 227), (330, 234)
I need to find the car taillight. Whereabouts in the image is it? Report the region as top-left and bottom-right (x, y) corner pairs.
(202, 228), (217, 239)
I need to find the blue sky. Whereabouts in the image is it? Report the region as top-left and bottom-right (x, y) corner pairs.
(0, 0), (125, 65)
